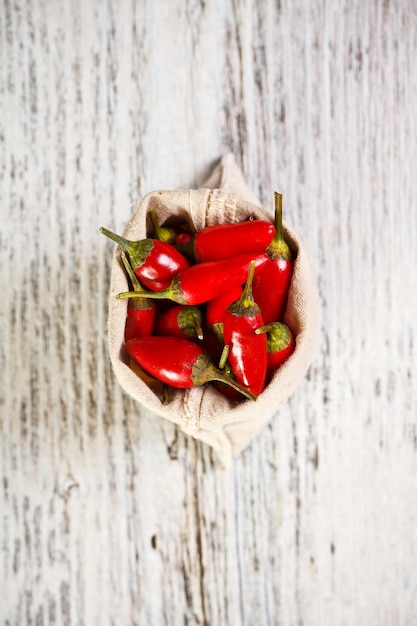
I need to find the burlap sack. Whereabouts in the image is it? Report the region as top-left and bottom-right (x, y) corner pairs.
(107, 154), (319, 468)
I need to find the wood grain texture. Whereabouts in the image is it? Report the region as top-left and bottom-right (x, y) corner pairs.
(1, 0), (416, 624)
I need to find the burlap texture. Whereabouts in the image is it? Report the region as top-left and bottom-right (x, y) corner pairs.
(107, 154), (319, 467)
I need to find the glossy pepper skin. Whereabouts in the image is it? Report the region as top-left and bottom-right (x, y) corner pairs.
(175, 232), (193, 247)
(125, 336), (257, 400)
(120, 252), (156, 340)
(119, 252), (268, 306)
(256, 322), (295, 380)
(99, 227), (190, 291)
(252, 193), (294, 324)
(223, 261), (267, 396)
(177, 220), (276, 262)
(206, 285), (243, 342)
(155, 305), (203, 340)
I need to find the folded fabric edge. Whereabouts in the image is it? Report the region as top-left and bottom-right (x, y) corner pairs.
(181, 425), (234, 469)
(200, 153), (262, 207)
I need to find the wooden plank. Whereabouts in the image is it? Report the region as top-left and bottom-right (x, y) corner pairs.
(1, 0), (417, 624)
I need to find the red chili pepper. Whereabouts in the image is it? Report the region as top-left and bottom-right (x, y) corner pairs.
(100, 227), (190, 291)
(155, 305), (203, 340)
(252, 193), (294, 324)
(125, 336), (257, 400)
(176, 219), (275, 262)
(255, 322), (295, 380)
(129, 358), (165, 393)
(175, 232), (193, 247)
(120, 252), (156, 341)
(118, 252), (268, 306)
(205, 285), (243, 342)
(223, 261), (267, 396)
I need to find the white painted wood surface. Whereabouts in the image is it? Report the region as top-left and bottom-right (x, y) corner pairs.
(1, 1), (416, 624)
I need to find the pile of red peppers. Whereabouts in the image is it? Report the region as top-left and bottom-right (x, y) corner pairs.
(101, 193), (296, 403)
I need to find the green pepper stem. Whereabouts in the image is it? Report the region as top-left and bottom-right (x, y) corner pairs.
(162, 385), (171, 404)
(119, 289), (163, 300)
(255, 322), (292, 352)
(178, 307), (204, 340)
(191, 353), (257, 400)
(120, 252), (142, 292)
(228, 261), (259, 317)
(255, 324), (274, 335)
(149, 210), (176, 244)
(211, 321), (224, 343)
(118, 280), (186, 305)
(100, 226), (132, 250)
(274, 192), (284, 243)
(208, 365), (258, 401)
(195, 320), (204, 340)
(266, 192), (292, 261)
(204, 364), (257, 401)
(240, 260), (256, 305)
(218, 344), (229, 370)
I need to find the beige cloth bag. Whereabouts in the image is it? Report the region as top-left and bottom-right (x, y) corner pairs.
(107, 154), (319, 467)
